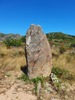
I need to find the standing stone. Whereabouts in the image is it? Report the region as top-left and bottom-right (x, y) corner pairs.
(25, 24), (52, 79)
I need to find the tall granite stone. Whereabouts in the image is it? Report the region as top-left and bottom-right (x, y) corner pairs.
(25, 24), (52, 79)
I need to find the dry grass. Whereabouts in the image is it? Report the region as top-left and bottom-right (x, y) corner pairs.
(52, 51), (75, 77)
(0, 45), (26, 72)
(0, 43), (75, 80)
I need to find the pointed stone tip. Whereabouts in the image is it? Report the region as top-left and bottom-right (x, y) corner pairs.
(29, 24), (42, 31)
(30, 24), (41, 28)
(30, 24), (36, 29)
(30, 24), (36, 26)
(31, 24), (35, 25)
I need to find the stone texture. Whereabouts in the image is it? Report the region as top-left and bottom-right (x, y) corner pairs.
(25, 24), (52, 78)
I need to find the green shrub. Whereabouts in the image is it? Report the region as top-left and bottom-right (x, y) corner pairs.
(52, 67), (74, 80)
(32, 76), (45, 94)
(20, 36), (26, 42)
(52, 67), (63, 77)
(18, 74), (45, 94)
(3, 38), (22, 47)
(32, 76), (44, 86)
(19, 74), (44, 84)
(18, 74), (30, 83)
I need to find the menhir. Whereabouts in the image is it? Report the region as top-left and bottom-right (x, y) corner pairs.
(25, 24), (52, 79)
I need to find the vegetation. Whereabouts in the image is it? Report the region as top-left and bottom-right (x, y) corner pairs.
(18, 74), (30, 83)
(0, 33), (21, 42)
(0, 33), (5, 37)
(18, 74), (45, 94)
(46, 32), (75, 49)
(0, 32), (75, 99)
(20, 36), (26, 42)
(0, 46), (26, 71)
(0, 32), (75, 82)
(3, 38), (22, 47)
(52, 67), (75, 81)
(32, 76), (45, 94)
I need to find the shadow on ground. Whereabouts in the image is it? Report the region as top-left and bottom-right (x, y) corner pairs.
(21, 65), (28, 76)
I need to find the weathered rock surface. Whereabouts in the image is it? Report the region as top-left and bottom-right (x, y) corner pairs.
(25, 24), (52, 79)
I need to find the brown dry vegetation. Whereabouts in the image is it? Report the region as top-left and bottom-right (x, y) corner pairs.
(0, 43), (26, 73)
(0, 42), (75, 80)
(52, 46), (75, 81)
(0, 42), (75, 100)
(53, 53), (75, 73)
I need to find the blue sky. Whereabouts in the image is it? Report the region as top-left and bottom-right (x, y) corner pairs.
(0, 0), (75, 36)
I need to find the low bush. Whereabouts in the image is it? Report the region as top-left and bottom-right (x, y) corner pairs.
(3, 38), (22, 47)
(20, 36), (26, 42)
(18, 74), (30, 83)
(52, 67), (75, 80)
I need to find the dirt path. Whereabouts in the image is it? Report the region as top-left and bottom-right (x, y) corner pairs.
(0, 83), (37, 100)
(0, 71), (37, 100)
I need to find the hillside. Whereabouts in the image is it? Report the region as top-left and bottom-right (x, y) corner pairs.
(0, 32), (75, 47)
(0, 33), (21, 42)
(46, 32), (75, 48)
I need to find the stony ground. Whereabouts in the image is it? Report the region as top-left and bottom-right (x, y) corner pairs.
(0, 71), (75, 100)
(0, 71), (37, 100)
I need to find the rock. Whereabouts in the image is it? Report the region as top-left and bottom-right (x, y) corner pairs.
(50, 73), (61, 84)
(65, 95), (68, 99)
(51, 98), (61, 100)
(37, 81), (41, 96)
(44, 82), (54, 93)
(26, 25), (52, 78)
(25, 24), (52, 79)
(50, 73), (61, 90)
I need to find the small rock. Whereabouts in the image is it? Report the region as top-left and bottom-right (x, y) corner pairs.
(47, 87), (54, 93)
(65, 95), (68, 99)
(27, 91), (32, 95)
(51, 73), (61, 83)
(51, 98), (61, 100)
(5, 75), (8, 78)
(36, 81), (41, 97)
